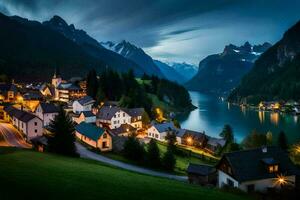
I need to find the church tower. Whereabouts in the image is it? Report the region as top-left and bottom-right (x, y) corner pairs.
(51, 66), (62, 88)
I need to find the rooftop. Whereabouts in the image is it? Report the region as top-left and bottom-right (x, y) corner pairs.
(75, 122), (106, 141)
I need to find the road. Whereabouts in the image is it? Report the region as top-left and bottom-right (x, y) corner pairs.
(0, 122), (31, 148)
(76, 142), (188, 182)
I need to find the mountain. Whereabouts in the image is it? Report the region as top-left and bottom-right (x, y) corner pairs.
(0, 13), (105, 81)
(228, 20), (300, 104)
(167, 62), (198, 81)
(185, 42), (272, 95)
(153, 60), (187, 84)
(42, 16), (144, 76)
(101, 41), (164, 77)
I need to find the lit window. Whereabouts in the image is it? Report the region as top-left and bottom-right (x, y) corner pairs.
(268, 165), (278, 173)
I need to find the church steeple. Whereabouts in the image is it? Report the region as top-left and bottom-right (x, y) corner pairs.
(52, 66), (62, 88)
(53, 66), (60, 78)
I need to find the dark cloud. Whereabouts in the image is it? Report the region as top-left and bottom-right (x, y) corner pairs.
(1, 0), (300, 63)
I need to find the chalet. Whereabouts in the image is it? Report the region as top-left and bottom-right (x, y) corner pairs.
(72, 96), (95, 114)
(75, 122), (112, 151)
(96, 106), (131, 129)
(125, 108), (145, 129)
(0, 83), (18, 102)
(4, 106), (43, 140)
(35, 102), (59, 126)
(217, 146), (300, 192)
(187, 163), (217, 186)
(179, 129), (208, 148)
(73, 111), (96, 124)
(109, 124), (137, 137)
(147, 122), (179, 142)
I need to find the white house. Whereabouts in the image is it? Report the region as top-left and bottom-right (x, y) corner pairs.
(125, 108), (145, 129)
(35, 102), (59, 126)
(4, 106), (43, 140)
(96, 106), (131, 129)
(72, 96), (95, 114)
(73, 111), (96, 124)
(217, 146), (299, 192)
(147, 122), (178, 141)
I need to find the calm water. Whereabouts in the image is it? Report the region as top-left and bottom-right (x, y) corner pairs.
(177, 91), (300, 144)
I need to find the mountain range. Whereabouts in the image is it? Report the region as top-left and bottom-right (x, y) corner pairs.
(153, 60), (186, 83)
(185, 41), (272, 95)
(228, 20), (300, 104)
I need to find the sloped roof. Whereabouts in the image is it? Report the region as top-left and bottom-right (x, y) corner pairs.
(81, 111), (95, 118)
(76, 96), (95, 106)
(125, 108), (144, 117)
(4, 105), (40, 122)
(75, 122), (105, 141)
(57, 82), (80, 90)
(218, 146), (300, 182)
(207, 137), (226, 147)
(39, 102), (59, 113)
(110, 123), (136, 136)
(152, 122), (176, 133)
(0, 83), (17, 93)
(187, 163), (216, 176)
(97, 106), (122, 120)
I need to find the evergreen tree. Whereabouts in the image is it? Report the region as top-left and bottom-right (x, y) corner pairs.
(242, 129), (267, 149)
(86, 69), (98, 99)
(162, 149), (176, 171)
(277, 131), (288, 150)
(123, 136), (145, 161)
(146, 139), (161, 167)
(219, 124), (234, 143)
(48, 108), (78, 157)
(165, 128), (177, 152)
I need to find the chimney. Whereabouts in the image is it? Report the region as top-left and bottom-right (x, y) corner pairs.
(262, 146), (267, 153)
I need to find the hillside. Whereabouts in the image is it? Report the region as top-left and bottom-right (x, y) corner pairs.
(0, 13), (144, 81)
(185, 42), (271, 96)
(228, 20), (300, 104)
(0, 148), (250, 200)
(101, 40), (164, 77)
(154, 60), (187, 84)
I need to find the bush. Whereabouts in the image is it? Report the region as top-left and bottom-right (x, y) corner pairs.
(162, 149), (176, 171)
(146, 139), (161, 168)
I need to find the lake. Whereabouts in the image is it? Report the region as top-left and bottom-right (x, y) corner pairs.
(176, 91), (300, 144)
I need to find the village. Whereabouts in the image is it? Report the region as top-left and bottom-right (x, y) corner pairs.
(0, 70), (299, 195)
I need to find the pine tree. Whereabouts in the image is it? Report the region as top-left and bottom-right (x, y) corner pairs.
(277, 131), (288, 150)
(123, 136), (145, 161)
(162, 149), (176, 171)
(48, 108), (78, 157)
(146, 139), (161, 168)
(219, 124), (234, 143)
(86, 69), (98, 99)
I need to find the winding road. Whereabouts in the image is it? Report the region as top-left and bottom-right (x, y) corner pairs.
(0, 122), (31, 148)
(76, 142), (188, 182)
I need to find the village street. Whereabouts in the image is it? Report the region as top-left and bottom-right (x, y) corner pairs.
(76, 142), (188, 182)
(0, 122), (31, 148)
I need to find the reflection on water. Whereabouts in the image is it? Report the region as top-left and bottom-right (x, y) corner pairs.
(177, 91), (300, 144)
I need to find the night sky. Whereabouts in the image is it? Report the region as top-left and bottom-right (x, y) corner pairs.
(1, 0), (300, 64)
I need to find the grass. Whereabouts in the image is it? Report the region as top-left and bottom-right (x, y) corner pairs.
(102, 141), (217, 175)
(0, 147), (251, 200)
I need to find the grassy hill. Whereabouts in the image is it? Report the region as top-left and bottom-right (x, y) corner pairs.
(0, 147), (250, 200)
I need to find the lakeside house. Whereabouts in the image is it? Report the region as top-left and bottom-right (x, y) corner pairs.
(187, 163), (217, 186)
(35, 102), (59, 126)
(4, 106), (43, 140)
(75, 122), (112, 151)
(147, 122), (181, 142)
(216, 146), (300, 192)
(109, 123), (137, 137)
(179, 129), (208, 148)
(72, 96), (95, 114)
(206, 137), (226, 152)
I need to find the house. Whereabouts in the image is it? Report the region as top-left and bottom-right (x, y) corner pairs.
(96, 106), (131, 129)
(147, 122), (179, 142)
(39, 83), (55, 97)
(75, 122), (112, 151)
(0, 83), (18, 102)
(187, 163), (217, 185)
(72, 96), (95, 114)
(216, 146), (300, 192)
(206, 137), (226, 152)
(109, 124), (137, 137)
(4, 106), (43, 140)
(35, 102), (59, 126)
(73, 111), (96, 124)
(125, 108), (145, 129)
(178, 129), (208, 148)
